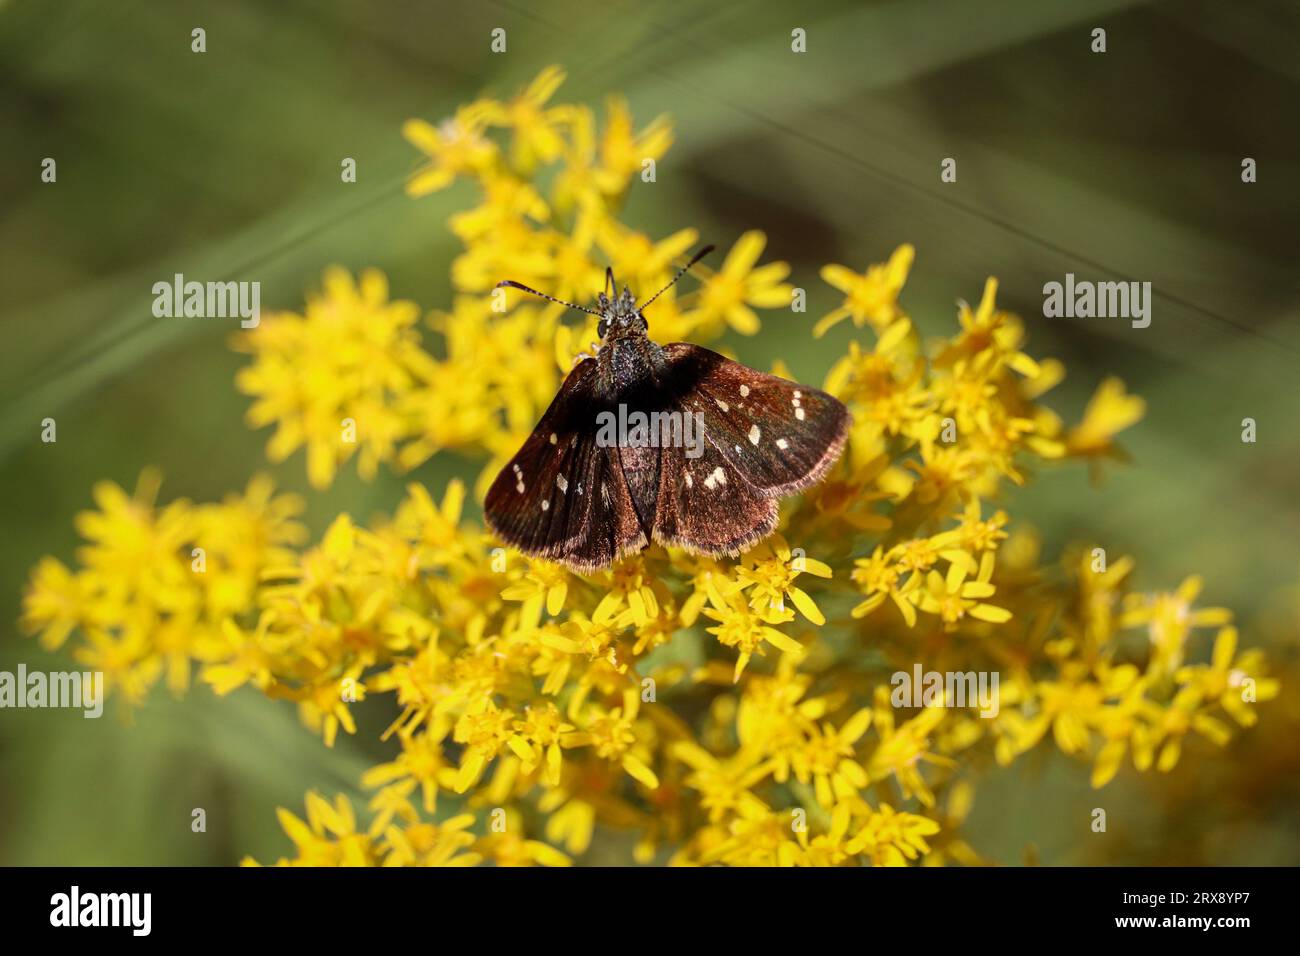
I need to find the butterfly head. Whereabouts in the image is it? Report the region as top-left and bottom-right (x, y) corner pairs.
(495, 245), (714, 348)
(595, 287), (647, 342)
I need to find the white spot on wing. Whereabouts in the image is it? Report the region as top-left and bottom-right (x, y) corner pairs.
(715, 398), (729, 412)
(556, 475), (568, 493)
(776, 438), (789, 450)
(549, 433), (558, 445)
(739, 384), (750, 397)
(796, 408), (806, 421)
(685, 472), (693, 488)
(703, 467), (726, 490)
(748, 424), (761, 444)
(541, 499), (550, 511)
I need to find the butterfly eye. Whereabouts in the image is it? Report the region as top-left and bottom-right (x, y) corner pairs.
(597, 318), (610, 338)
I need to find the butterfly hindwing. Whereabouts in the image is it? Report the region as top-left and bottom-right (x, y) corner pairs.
(561, 446), (648, 571)
(650, 418), (778, 556)
(662, 343), (849, 496)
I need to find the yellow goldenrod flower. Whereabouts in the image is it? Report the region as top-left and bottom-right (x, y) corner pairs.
(734, 534), (834, 625)
(73, 469), (192, 606)
(789, 708), (872, 808)
(362, 724), (456, 814)
(703, 586), (804, 681)
(867, 701), (951, 807)
(916, 551), (1012, 629)
(937, 277), (1041, 379)
(788, 800), (857, 867)
(380, 815), (481, 867)
(1065, 376), (1146, 473)
(1175, 626), (1279, 727)
(688, 230), (792, 336)
(501, 556), (571, 629)
(477, 828), (572, 867)
(234, 267), (431, 489)
(453, 700), (519, 793)
(814, 243), (914, 338)
(494, 65), (571, 173)
(512, 702), (576, 787)
(844, 802), (941, 866)
(1121, 575), (1232, 676)
(593, 94), (672, 197)
(449, 171), (550, 243)
(671, 740), (772, 824)
(262, 792), (376, 867)
(568, 687), (660, 789)
(71, 625), (162, 710)
(1141, 685), (1233, 773)
(851, 545), (920, 626)
(596, 223), (699, 294)
(21, 556), (97, 652)
(698, 799), (802, 867)
(825, 322), (933, 441)
(403, 101), (498, 197)
(199, 614), (275, 696)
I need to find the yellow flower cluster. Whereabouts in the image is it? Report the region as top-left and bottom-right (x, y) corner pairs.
(22, 68), (1278, 866)
(22, 471), (305, 706)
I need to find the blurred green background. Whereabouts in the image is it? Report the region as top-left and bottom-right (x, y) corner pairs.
(2, 0), (1298, 865)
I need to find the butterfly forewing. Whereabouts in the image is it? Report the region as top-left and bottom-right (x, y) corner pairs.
(662, 344), (849, 495)
(484, 359), (604, 560)
(485, 360), (651, 571)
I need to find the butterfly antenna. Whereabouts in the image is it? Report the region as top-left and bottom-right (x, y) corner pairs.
(640, 244), (715, 310)
(496, 280), (601, 316)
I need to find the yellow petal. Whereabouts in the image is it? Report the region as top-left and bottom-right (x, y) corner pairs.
(622, 755), (659, 789)
(726, 304), (761, 335)
(406, 166), (454, 197)
(763, 627), (804, 654)
(723, 230), (766, 276)
(969, 603), (1011, 623)
(819, 264), (859, 293)
(789, 587), (825, 626)
(812, 308), (849, 338)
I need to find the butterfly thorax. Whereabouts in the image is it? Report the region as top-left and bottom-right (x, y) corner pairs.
(593, 288), (666, 400)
